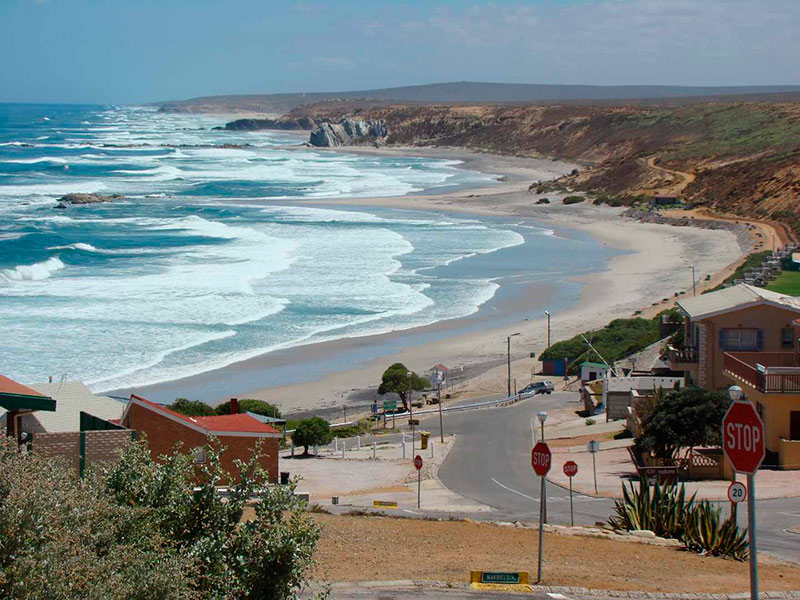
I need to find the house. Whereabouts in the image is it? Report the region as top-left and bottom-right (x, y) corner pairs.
(120, 395), (281, 483)
(429, 364), (449, 387)
(541, 357), (568, 377)
(0, 375), (55, 443)
(604, 376), (684, 421)
(668, 284), (800, 469)
(1, 376), (132, 473)
(580, 361), (610, 382)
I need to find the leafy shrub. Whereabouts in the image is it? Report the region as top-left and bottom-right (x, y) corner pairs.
(216, 398), (281, 418)
(169, 397), (216, 416)
(563, 195), (585, 205)
(536, 197), (550, 204)
(540, 317), (661, 375)
(293, 417), (333, 454)
(0, 435), (322, 599)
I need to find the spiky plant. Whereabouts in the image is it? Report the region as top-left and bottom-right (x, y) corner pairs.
(683, 500), (749, 561)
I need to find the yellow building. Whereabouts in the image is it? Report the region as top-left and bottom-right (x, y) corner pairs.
(669, 284), (800, 470)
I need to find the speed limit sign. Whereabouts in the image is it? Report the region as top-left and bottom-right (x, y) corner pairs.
(727, 481), (747, 503)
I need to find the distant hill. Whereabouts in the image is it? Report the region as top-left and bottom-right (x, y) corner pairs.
(157, 81), (800, 115)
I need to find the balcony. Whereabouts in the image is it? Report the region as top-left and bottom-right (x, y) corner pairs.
(667, 345), (698, 365)
(723, 351), (800, 393)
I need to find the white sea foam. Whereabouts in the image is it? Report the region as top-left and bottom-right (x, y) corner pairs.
(1, 257), (65, 282)
(3, 156), (69, 164)
(48, 242), (98, 252)
(0, 181), (106, 197)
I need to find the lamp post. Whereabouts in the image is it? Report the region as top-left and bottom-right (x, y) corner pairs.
(544, 311), (551, 348)
(537, 410), (548, 523)
(507, 332), (520, 397)
(408, 371), (415, 456)
(689, 265), (697, 297)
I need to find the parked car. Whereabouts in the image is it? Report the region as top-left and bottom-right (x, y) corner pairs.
(519, 380), (554, 397)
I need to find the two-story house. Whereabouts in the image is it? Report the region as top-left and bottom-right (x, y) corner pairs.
(669, 284), (800, 469)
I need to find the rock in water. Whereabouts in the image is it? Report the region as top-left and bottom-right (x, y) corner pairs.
(309, 118), (388, 147)
(57, 193), (125, 205)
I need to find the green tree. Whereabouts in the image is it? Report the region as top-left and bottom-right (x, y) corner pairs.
(292, 417), (333, 455)
(168, 397), (216, 416)
(377, 363), (430, 411)
(636, 386), (729, 459)
(216, 398), (282, 418)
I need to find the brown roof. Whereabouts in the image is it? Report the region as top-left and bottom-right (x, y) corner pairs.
(0, 375), (49, 399)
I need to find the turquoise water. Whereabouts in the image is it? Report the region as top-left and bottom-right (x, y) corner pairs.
(0, 104), (615, 394)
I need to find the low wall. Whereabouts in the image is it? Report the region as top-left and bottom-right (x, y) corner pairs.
(778, 438), (800, 470)
(32, 430), (132, 473)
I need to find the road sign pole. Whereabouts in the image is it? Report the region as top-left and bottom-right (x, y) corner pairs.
(537, 475), (545, 583)
(747, 474), (758, 600)
(569, 476), (574, 527)
(592, 452), (597, 494)
(438, 384), (444, 443)
(418, 466), (422, 509)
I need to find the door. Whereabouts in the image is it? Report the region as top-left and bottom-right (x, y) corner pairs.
(791, 411), (800, 441)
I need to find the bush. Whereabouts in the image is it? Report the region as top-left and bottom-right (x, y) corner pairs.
(169, 397), (216, 416)
(540, 317), (661, 375)
(216, 398), (281, 418)
(0, 435), (322, 599)
(536, 197), (550, 204)
(562, 195), (585, 205)
(609, 480), (748, 560)
(636, 386), (729, 460)
(292, 417), (333, 455)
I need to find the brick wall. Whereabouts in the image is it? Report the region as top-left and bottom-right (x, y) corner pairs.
(32, 431), (81, 471)
(84, 430), (132, 466)
(31, 430), (133, 472)
(122, 403), (278, 483)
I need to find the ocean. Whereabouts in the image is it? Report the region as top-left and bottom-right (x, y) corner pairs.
(0, 103), (614, 396)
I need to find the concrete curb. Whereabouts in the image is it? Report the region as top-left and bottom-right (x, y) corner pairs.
(325, 580), (800, 599)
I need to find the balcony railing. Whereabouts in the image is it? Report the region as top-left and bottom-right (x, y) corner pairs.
(724, 351), (800, 393)
(667, 346), (698, 364)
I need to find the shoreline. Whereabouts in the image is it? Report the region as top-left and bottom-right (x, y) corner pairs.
(108, 144), (754, 415)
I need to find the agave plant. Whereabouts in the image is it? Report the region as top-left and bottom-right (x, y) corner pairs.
(609, 479), (696, 539)
(683, 500), (749, 561)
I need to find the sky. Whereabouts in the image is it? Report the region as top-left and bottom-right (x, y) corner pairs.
(1, 0), (799, 104)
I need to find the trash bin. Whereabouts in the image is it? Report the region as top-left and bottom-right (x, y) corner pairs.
(419, 431), (430, 450)
(280, 471), (290, 485)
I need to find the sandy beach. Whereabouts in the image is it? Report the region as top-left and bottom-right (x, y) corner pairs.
(116, 145), (750, 415)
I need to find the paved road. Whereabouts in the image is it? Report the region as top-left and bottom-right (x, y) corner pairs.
(392, 392), (800, 562)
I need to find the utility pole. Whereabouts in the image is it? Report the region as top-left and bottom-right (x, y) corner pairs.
(690, 265), (696, 297)
(544, 311), (551, 348)
(437, 383), (444, 443)
(407, 370), (415, 456)
(507, 332), (520, 397)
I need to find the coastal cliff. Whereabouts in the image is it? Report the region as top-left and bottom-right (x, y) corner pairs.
(222, 117), (317, 131)
(308, 118), (387, 147)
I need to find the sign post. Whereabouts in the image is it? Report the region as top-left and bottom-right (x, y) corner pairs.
(414, 454), (423, 509)
(531, 442), (552, 584)
(563, 460), (578, 526)
(727, 480), (747, 521)
(587, 440), (600, 494)
(722, 399), (765, 600)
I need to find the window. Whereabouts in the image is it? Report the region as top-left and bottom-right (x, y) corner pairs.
(782, 327), (794, 348)
(193, 447), (206, 464)
(719, 328), (761, 351)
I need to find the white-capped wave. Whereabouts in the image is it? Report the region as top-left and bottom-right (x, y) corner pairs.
(0, 181), (106, 198)
(1, 257), (65, 282)
(48, 242), (98, 252)
(3, 156), (69, 165)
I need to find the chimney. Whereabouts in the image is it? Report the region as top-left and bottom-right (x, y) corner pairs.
(230, 397), (239, 414)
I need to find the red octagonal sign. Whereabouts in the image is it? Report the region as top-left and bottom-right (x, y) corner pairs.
(531, 441), (552, 476)
(722, 400), (765, 475)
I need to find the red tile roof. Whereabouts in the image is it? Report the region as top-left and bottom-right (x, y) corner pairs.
(130, 394), (278, 435)
(0, 375), (49, 398)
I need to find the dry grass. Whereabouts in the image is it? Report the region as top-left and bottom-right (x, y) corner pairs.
(312, 514), (800, 593)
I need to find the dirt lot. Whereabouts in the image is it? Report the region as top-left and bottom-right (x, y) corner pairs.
(311, 514), (800, 593)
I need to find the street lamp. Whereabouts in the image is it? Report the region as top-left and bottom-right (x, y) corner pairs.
(689, 265), (697, 297)
(507, 333), (521, 397)
(544, 311), (551, 348)
(537, 410), (548, 441)
(729, 384), (743, 403)
(408, 370), (415, 455)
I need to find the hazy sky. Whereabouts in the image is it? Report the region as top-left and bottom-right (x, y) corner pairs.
(2, 0), (799, 104)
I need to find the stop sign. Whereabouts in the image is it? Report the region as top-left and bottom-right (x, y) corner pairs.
(413, 455), (423, 470)
(531, 442), (552, 476)
(563, 460), (578, 477)
(722, 400), (765, 475)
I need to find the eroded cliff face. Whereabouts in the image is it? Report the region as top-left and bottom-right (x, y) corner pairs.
(308, 118), (387, 147)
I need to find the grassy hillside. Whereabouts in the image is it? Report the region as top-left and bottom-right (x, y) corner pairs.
(283, 99), (800, 235)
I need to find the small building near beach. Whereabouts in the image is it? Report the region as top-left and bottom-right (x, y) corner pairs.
(121, 394), (281, 483)
(580, 361), (610, 382)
